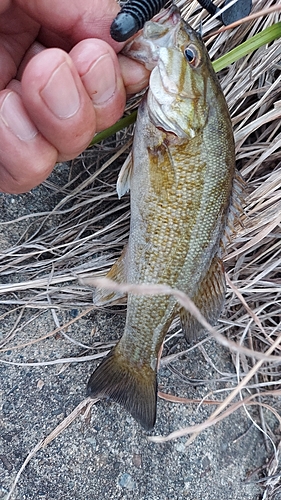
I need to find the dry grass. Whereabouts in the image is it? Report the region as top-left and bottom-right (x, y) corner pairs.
(1, 0), (281, 497)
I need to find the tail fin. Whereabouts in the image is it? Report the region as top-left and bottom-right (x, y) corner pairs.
(87, 346), (157, 430)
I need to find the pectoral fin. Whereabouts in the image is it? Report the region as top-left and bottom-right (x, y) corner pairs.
(180, 255), (226, 340)
(116, 152), (133, 199)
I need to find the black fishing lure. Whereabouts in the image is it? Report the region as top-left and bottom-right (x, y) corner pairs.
(110, 0), (252, 42)
(110, 0), (169, 42)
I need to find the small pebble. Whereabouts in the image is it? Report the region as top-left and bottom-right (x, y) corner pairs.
(0, 455), (13, 471)
(175, 442), (186, 453)
(69, 309), (79, 318)
(119, 473), (135, 491)
(37, 379), (44, 391)
(132, 453), (142, 468)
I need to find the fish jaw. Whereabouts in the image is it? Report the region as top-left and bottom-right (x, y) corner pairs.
(122, 7), (182, 70)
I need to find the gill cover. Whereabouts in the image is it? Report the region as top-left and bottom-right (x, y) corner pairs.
(123, 7), (209, 138)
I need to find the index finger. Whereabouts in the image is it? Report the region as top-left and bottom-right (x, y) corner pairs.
(15, 0), (123, 51)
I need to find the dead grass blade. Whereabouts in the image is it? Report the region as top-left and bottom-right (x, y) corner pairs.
(150, 390), (281, 443)
(90, 277), (281, 362)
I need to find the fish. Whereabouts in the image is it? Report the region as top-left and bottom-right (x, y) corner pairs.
(87, 6), (240, 430)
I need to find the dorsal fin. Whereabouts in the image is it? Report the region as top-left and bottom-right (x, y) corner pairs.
(180, 255), (226, 340)
(222, 170), (245, 248)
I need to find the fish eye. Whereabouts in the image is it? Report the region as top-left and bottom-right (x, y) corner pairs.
(184, 44), (201, 67)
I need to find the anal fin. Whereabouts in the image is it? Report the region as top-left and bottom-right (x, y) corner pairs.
(180, 255), (226, 341)
(87, 345), (157, 430)
(81, 247), (128, 306)
(95, 247), (128, 305)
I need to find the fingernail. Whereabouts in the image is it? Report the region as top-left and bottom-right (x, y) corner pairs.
(40, 61), (80, 119)
(0, 92), (38, 141)
(83, 54), (117, 105)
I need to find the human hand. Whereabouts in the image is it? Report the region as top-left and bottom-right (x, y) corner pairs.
(0, 0), (150, 194)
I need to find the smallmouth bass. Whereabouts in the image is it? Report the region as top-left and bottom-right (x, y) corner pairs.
(87, 7), (238, 430)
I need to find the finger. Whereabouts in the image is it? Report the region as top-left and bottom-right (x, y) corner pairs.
(0, 1), (11, 14)
(69, 39), (126, 132)
(0, 90), (57, 194)
(6, 78), (21, 94)
(17, 41), (46, 80)
(21, 48), (97, 160)
(0, 3), (40, 89)
(118, 54), (150, 95)
(16, 0), (122, 51)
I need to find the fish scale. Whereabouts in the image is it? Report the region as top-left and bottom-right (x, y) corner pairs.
(87, 6), (238, 430)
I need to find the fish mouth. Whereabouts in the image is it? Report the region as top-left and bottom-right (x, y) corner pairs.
(150, 5), (182, 27)
(122, 7), (182, 71)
